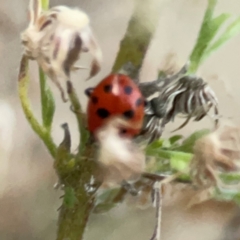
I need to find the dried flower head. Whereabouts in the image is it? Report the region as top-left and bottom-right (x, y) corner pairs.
(21, 0), (102, 101)
(95, 117), (146, 188)
(190, 122), (240, 190)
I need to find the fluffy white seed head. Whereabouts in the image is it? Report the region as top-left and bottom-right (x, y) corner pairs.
(96, 117), (146, 188)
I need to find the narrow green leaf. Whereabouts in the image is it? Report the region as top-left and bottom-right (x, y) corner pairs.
(188, 1), (232, 73)
(147, 148), (192, 161)
(149, 139), (165, 148)
(145, 139), (165, 156)
(169, 151), (192, 172)
(188, 0), (217, 73)
(169, 135), (184, 145)
(202, 12), (230, 50)
(173, 129), (210, 153)
(203, 16), (240, 61)
(213, 187), (240, 205)
(207, 0), (218, 12)
(39, 68), (55, 130)
(162, 139), (171, 148)
(146, 156), (171, 173)
(177, 174), (191, 182)
(211, 13), (231, 34)
(198, 13), (231, 64)
(212, 13), (231, 25)
(219, 173), (240, 184)
(146, 148), (192, 176)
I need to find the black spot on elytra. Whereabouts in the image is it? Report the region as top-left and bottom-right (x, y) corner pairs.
(135, 98), (143, 107)
(85, 88), (94, 97)
(124, 86), (133, 95)
(123, 110), (134, 119)
(91, 96), (98, 104)
(96, 108), (110, 119)
(120, 128), (127, 134)
(104, 84), (112, 93)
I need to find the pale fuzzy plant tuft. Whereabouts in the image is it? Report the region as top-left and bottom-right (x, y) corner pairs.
(190, 121), (240, 190)
(95, 117), (146, 188)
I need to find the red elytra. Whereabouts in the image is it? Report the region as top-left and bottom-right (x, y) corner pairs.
(86, 74), (145, 137)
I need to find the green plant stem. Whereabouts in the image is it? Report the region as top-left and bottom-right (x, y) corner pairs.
(67, 81), (89, 155)
(18, 56), (57, 158)
(57, 190), (95, 240)
(112, 0), (161, 79)
(57, 193), (94, 240)
(56, 145), (97, 240)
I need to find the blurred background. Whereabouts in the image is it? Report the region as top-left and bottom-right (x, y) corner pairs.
(1, 0), (240, 239)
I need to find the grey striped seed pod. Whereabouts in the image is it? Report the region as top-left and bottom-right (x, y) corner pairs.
(21, 0), (102, 101)
(141, 74), (219, 143)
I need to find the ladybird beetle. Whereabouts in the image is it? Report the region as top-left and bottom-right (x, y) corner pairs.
(86, 74), (145, 138)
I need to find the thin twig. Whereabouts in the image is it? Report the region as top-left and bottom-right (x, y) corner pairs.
(149, 181), (162, 240)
